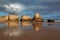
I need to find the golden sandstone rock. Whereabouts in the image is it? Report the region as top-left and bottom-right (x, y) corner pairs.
(21, 15), (32, 21)
(8, 15), (18, 21)
(33, 13), (42, 22)
(0, 15), (18, 22)
(0, 16), (8, 21)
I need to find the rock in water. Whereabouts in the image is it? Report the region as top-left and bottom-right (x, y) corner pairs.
(47, 19), (55, 22)
(20, 15), (32, 21)
(33, 13), (42, 22)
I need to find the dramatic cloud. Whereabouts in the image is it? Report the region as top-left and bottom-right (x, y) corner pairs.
(4, 3), (25, 13)
(0, 0), (60, 19)
(42, 0), (60, 2)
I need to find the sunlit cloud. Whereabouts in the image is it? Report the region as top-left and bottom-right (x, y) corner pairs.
(4, 3), (25, 13)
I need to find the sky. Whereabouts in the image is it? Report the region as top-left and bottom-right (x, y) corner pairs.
(0, 0), (60, 19)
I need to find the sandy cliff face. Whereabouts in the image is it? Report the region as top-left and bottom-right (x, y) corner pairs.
(0, 16), (8, 21)
(21, 15), (32, 21)
(9, 15), (18, 21)
(33, 13), (42, 22)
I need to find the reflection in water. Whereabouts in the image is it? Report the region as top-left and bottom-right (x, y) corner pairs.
(21, 21), (31, 27)
(4, 27), (22, 37)
(4, 21), (42, 37)
(6, 21), (18, 27)
(4, 21), (22, 37)
(32, 22), (42, 32)
(47, 22), (54, 26)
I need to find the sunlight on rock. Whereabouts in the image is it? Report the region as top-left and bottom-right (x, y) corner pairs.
(8, 15), (18, 21)
(21, 15), (32, 21)
(33, 12), (42, 22)
(0, 16), (8, 22)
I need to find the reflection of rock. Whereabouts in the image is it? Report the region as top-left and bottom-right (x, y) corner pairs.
(8, 15), (18, 21)
(47, 19), (55, 22)
(48, 22), (54, 26)
(20, 15), (32, 21)
(6, 21), (18, 27)
(32, 22), (42, 32)
(4, 27), (22, 37)
(33, 13), (42, 22)
(0, 16), (8, 22)
(21, 21), (31, 27)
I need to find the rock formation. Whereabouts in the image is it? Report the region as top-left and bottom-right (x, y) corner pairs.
(20, 15), (32, 21)
(0, 16), (8, 22)
(33, 12), (42, 22)
(8, 15), (18, 21)
(47, 19), (55, 22)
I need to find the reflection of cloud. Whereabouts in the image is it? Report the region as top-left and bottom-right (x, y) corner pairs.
(32, 22), (42, 32)
(21, 21), (31, 27)
(4, 27), (22, 37)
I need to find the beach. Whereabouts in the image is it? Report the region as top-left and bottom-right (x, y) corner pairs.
(0, 21), (60, 40)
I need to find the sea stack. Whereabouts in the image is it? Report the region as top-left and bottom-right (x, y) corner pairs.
(20, 15), (32, 21)
(33, 12), (42, 22)
(0, 16), (8, 22)
(8, 15), (18, 21)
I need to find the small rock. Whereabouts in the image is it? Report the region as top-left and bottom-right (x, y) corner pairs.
(47, 19), (55, 22)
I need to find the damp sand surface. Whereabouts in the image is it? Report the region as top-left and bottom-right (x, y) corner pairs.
(0, 21), (60, 40)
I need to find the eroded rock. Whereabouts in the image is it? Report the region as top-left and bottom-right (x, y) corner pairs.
(0, 16), (8, 22)
(8, 15), (18, 21)
(20, 15), (32, 21)
(33, 13), (42, 22)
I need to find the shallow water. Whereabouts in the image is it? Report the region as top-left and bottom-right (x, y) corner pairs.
(0, 21), (60, 40)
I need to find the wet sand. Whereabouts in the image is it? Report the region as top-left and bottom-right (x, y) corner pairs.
(0, 21), (60, 40)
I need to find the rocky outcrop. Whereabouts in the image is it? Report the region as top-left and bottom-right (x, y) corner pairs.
(20, 15), (32, 21)
(8, 15), (18, 21)
(33, 13), (42, 22)
(47, 19), (55, 22)
(0, 16), (8, 22)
